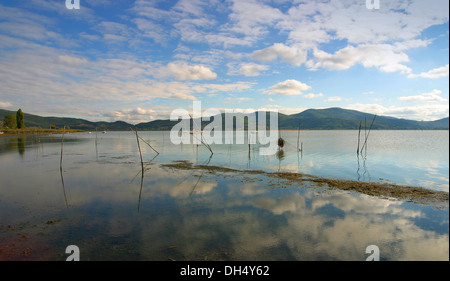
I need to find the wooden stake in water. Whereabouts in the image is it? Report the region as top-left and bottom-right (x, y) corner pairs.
(60, 126), (65, 171)
(357, 121), (362, 156)
(134, 127), (144, 174)
(138, 135), (159, 155)
(189, 113), (213, 155)
(361, 115), (377, 154)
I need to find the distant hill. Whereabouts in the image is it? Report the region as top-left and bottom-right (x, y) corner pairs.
(137, 107), (449, 130)
(287, 108), (449, 130)
(1, 107), (448, 131)
(0, 109), (130, 131)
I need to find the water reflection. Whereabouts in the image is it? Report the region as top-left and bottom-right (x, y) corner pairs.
(356, 156), (372, 182)
(0, 131), (448, 261)
(17, 137), (26, 156)
(60, 164), (68, 208)
(0, 136), (27, 156)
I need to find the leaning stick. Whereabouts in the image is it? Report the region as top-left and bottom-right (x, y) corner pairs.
(60, 126), (65, 171)
(361, 115), (377, 153)
(357, 121), (362, 155)
(134, 127), (144, 174)
(138, 135), (159, 155)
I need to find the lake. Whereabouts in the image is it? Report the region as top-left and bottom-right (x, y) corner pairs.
(0, 130), (448, 260)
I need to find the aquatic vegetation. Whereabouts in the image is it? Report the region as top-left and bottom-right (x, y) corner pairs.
(162, 160), (449, 207)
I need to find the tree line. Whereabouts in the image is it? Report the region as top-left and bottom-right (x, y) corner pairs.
(2, 109), (25, 129)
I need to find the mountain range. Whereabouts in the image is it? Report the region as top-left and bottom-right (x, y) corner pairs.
(1, 107), (448, 131)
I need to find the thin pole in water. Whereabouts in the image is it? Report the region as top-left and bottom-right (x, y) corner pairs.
(134, 127), (144, 174)
(60, 126), (65, 171)
(361, 115), (377, 155)
(357, 121), (362, 156)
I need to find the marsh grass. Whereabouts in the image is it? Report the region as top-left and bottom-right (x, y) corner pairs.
(162, 160), (449, 207)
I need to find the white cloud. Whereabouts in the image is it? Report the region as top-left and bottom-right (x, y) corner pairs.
(303, 93), (323, 99)
(0, 101), (12, 108)
(226, 0), (284, 40)
(225, 97), (253, 103)
(326, 96), (342, 102)
(133, 18), (168, 43)
(57, 55), (88, 66)
(346, 103), (449, 121)
(264, 80), (311, 96)
(308, 44), (412, 74)
(398, 90), (448, 102)
(280, 0), (449, 47)
(259, 105), (308, 116)
(0, 39), (254, 119)
(251, 43), (307, 66)
(227, 62), (268, 76)
(408, 64), (449, 79)
(103, 106), (176, 124)
(159, 61), (217, 80)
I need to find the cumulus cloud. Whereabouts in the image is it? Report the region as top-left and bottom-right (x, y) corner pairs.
(303, 93), (323, 99)
(251, 43), (307, 66)
(307, 44), (412, 74)
(159, 61), (217, 80)
(346, 103), (449, 121)
(408, 64), (449, 79)
(227, 62), (268, 76)
(279, 0), (449, 47)
(226, 0), (284, 41)
(264, 79), (311, 96)
(326, 96), (342, 102)
(103, 106), (176, 124)
(225, 97), (253, 103)
(0, 101), (12, 108)
(57, 55), (88, 66)
(398, 89), (448, 102)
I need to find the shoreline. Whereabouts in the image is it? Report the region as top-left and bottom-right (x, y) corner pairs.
(162, 160), (449, 208)
(0, 129), (84, 137)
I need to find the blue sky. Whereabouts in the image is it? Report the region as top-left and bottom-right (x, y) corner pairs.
(0, 0), (448, 123)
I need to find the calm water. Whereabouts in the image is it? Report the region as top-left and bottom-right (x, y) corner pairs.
(0, 130), (448, 260)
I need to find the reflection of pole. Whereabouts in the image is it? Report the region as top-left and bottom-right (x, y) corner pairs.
(95, 127), (98, 161)
(60, 126), (68, 208)
(356, 155), (361, 181)
(138, 170), (144, 212)
(190, 154), (212, 196)
(61, 164), (68, 208)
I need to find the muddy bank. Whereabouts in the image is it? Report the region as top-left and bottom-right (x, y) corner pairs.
(162, 160), (449, 207)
